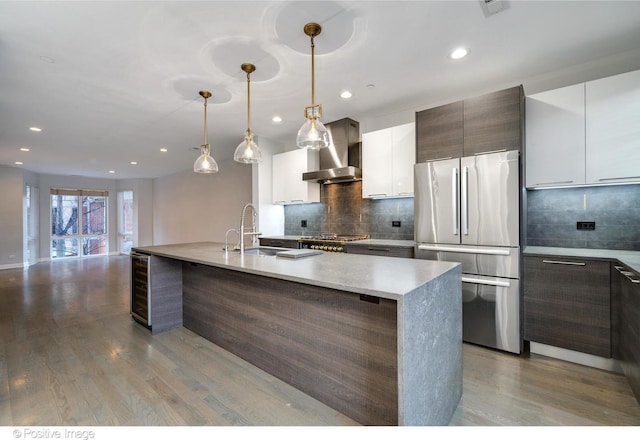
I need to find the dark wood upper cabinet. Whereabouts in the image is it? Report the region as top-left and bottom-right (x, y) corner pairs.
(463, 86), (524, 155)
(415, 85), (523, 162)
(415, 101), (463, 162)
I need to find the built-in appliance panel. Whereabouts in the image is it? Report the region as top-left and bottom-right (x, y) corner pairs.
(415, 245), (519, 279)
(462, 275), (520, 354)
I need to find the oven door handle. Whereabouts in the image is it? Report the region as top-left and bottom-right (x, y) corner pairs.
(461, 276), (511, 288)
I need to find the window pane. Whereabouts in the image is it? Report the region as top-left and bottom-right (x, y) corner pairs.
(83, 196), (106, 235)
(51, 195), (78, 236)
(83, 236), (107, 256)
(51, 238), (78, 259)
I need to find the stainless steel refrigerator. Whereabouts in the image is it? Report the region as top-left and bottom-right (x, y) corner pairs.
(414, 150), (521, 354)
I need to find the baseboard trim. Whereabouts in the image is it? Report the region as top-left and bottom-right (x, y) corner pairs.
(0, 262), (25, 270)
(530, 342), (623, 374)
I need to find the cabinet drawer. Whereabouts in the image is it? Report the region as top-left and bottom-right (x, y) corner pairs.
(524, 256), (611, 357)
(346, 244), (414, 258)
(259, 238), (300, 249)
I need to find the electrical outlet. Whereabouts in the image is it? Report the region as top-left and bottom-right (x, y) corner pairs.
(301, 220), (307, 228)
(392, 220), (401, 227)
(577, 221), (596, 230)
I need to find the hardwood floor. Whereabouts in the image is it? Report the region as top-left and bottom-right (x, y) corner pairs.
(1, 256), (639, 426)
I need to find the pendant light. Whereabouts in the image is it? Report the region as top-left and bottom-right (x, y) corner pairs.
(234, 63), (261, 163)
(193, 90), (219, 174)
(296, 22), (330, 150)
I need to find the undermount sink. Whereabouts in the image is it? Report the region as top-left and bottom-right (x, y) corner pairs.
(234, 247), (283, 256)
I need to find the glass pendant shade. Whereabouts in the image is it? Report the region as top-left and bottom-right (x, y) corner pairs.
(296, 115), (330, 150)
(193, 90), (218, 174)
(194, 143), (218, 173)
(234, 131), (261, 163)
(297, 23), (330, 150)
(234, 63), (261, 164)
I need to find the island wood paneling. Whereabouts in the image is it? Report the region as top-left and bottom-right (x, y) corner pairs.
(148, 255), (182, 334)
(182, 262), (399, 426)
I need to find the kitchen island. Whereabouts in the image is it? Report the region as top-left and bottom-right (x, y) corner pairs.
(131, 241), (462, 426)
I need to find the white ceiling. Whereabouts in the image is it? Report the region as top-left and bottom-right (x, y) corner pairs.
(2, 0), (640, 180)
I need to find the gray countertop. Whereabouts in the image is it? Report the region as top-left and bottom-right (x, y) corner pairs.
(524, 246), (640, 274)
(133, 241), (459, 301)
(345, 239), (416, 248)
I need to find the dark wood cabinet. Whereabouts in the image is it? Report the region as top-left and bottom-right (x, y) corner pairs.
(463, 86), (524, 155)
(524, 256), (611, 357)
(346, 243), (414, 258)
(415, 85), (523, 162)
(415, 101), (463, 162)
(259, 237), (300, 249)
(612, 264), (640, 402)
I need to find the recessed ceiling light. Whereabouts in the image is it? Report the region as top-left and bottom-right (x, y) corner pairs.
(15, 161), (23, 165)
(450, 47), (468, 60)
(109, 170), (115, 174)
(20, 147), (30, 152)
(366, 84), (375, 89)
(160, 148), (168, 152)
(130, 161), (137, 165)
(340, 90), (352, 99)
(29, 127), (42, 132)
(272, 115), (282, 123)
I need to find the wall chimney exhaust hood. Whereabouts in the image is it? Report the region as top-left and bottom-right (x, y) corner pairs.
(302, 118), (361, 184)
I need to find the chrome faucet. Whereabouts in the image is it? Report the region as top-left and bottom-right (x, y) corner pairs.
(238, 203), (261, 253)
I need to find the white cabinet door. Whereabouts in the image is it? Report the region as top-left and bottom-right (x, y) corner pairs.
(272, 149), (320, 204)
(586, 69), (640, 184)
(362, 128), (393, 198)
(525, 83), (585, 188)
(391, 123), (415, 197)
(362, 122), (415, 198)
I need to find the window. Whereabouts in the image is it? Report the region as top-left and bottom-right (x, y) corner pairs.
(51, 189), (108, 259)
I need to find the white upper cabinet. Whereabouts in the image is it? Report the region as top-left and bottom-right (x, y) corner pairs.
(272, 149), (320, 204)
(586, 69), (640, 184)
(362, 122), (415, 198)
(525, 69), (640, 188)
(525, 83), (586, 188)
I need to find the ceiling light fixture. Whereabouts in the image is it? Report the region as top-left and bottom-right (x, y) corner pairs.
(29, 127), (42, 132)
(450, 47), (468, 60)
(20, 147), (30, 152)
(296, 22), (330, 150)
(160, 148), (168, 152)
(193, 90), (218, 174)
(109, 170), (115, 174)
(272, 115), (282, 124)
(130, 161), (137, 165)
(340, 90), (352, 99)
(234, 63), (261, 164)
(15, 161), (23, 165)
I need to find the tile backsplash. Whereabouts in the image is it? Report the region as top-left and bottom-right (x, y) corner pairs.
(284, 181), (414, 240)
(527, 184), (640, 250)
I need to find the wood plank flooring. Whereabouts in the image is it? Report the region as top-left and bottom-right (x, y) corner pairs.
(1, 256), (639, 426)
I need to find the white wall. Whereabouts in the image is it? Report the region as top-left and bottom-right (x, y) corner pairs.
(37, 174), (118, 260)
(254, 135), (285, 237)
(152, 159), (252, 245)
(0, 166), (25, 269)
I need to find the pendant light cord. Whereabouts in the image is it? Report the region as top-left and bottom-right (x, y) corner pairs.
(310, 34), (315, 107)
(246, 71), (251, 134)
(202, 96), (208, 146)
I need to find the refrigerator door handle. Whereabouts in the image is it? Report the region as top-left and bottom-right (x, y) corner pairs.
(461, 166), (469, 236)
(452, 167), (459, 235)
(461, 276), (511, 288)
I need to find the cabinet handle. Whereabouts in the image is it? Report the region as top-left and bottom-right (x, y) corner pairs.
(367, 193), (388, 197)
(274, 200), (286, 204)
(290, 199), (304, 202)
(398, 192), (413, 196)
(367, 247), (390, 252)
(598, 176), (640, 182)
(614, 265), (640, 283)
(474, 149), (507, 156)
(534, 180), (574, 186)
(542, 260), (586, 266)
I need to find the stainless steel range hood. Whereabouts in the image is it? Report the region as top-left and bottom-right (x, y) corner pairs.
(302, 118), (361, 184)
